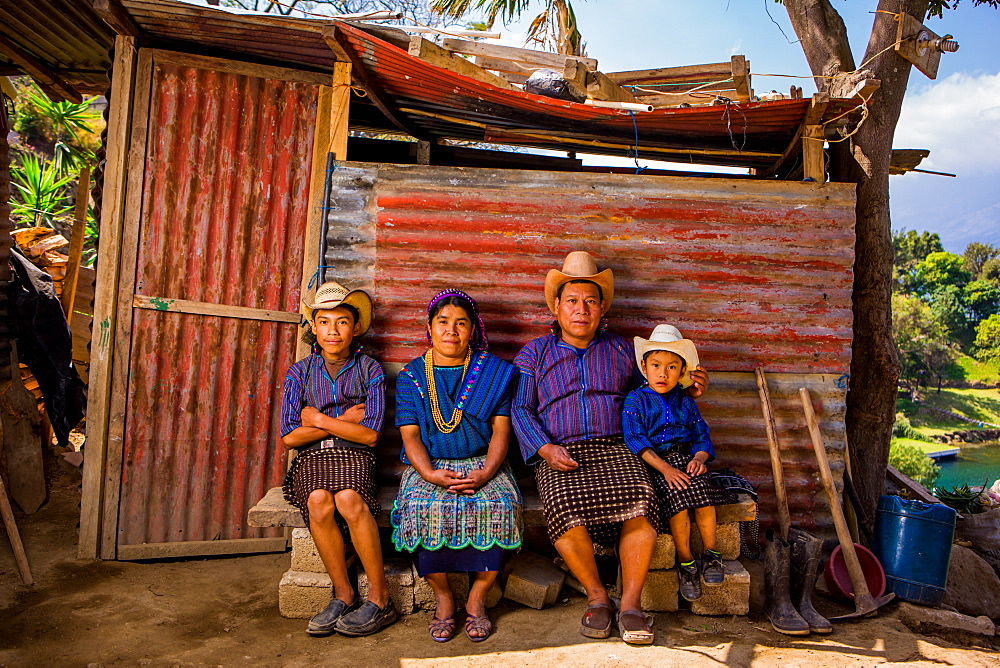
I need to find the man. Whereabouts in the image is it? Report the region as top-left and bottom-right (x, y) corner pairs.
(512, 251), (708, 645)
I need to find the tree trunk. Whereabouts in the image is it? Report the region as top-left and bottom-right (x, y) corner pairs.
(784, 0), (929, 540)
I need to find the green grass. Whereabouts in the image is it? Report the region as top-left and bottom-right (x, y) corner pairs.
(897, 387), (1000, 440)
(942, 353), (1000, 385)
(891, 437), (954, 455)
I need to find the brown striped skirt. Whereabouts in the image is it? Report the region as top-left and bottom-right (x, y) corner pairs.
(649, 445), (737, 525)
(283, 445), (381, 530)
(534, 436), (659, 547)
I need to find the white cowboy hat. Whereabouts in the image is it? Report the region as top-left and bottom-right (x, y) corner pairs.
(543, 251), (614, 315)
(304, 281), (373, 335)
(633, 324), (700, 387)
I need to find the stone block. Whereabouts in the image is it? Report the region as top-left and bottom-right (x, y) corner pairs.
(358, 558), (415, 615)
(715, 496), (756, 524)
(639, 569), (679, 612)
(248, 487), (305, 528)
(896, 601), (995, 646)
(739, 556), (766, 614)
(650, 533), (676, 570)
(942, 544), (1000, 619)
(486, 580), (503, 608)
(412, 568), (471, 611)
(278, 570), (332, 619)
(503, 552), (565, 609)
(290, 528), (326, 573)
(690, 521), (740, 561)
(690, 560), (750, 616)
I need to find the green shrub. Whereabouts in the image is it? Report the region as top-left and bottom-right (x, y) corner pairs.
(892, 413), (926, 441)
(889, 439), (941, 488)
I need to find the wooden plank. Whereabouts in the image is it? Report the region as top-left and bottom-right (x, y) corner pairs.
(886, 465), (941, 505)
(2, 345), (45, 515)
(0, 475), (33, 585)
(473, 55), (533, 83)
(629, 91), (732, 107)
(584, 68), (636, 104)
(0, 33), (82, 103)
(408, 36), (514, 91)
(330, 62), (351, 159)
(802, 124), (826, 183)
(61, 166), (91, 326)
(606, 62), (733, 85)
(148, 49), (331, 86)
(116, 537), (287, 560)
(755, 369), (790, 538)
(100, 46), (155, 560)
(804, 92), (830, 125)
(132, 295), (301, 323)
(731, 55), (751, 102)
(439, 37), (597, 71)
(92, 0), (143, 37)
(79, 35), (138, 560)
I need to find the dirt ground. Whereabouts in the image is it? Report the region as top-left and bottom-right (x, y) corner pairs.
(2, 465), (998, 667)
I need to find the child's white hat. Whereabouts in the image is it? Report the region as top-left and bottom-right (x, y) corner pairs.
(634, 324), (700, 387)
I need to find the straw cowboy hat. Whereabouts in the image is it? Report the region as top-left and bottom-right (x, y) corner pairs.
(544, 251), (615, 315)
(304, 281), (373, 335)
(634, 324), (700, 387)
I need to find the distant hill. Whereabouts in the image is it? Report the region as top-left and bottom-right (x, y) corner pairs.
(931, 202), (1000, 253)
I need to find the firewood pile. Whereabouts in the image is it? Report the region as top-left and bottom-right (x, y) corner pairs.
(12, 227), (72, 298)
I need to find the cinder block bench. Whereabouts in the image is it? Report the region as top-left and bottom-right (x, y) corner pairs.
(248, 486), (756, 618)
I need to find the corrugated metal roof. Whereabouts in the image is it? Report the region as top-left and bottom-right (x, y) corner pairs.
(116, 58), (318, 547)
(323, 162), (855, 533)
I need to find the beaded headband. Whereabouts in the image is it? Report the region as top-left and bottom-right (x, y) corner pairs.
(426, 288), (489, 351)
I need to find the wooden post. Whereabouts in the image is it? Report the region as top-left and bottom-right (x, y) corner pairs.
(0, 475), (33, 585)
(802, 125), (826, 183)
(61, 165), (91, 326)
(755, 369), (790, 539)
(330, 61), (351, 161)
(78, 35), (138, 560)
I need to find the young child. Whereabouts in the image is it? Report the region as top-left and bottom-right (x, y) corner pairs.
(623, 324), (735, 602)
(280, 281), (397, 637)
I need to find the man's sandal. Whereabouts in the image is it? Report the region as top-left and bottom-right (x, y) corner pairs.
(580, 602), (614, 639)
(428, 616), (456, 643)
(618, 609), (654, 645)
(465, 614), (493, 642)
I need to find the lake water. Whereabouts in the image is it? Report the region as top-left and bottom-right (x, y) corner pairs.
(934, 440), (1000, 489)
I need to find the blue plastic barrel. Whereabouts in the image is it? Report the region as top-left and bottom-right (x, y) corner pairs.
(872, 495), (957, 606)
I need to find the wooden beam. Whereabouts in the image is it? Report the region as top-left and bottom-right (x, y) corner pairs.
(585, 68), (636, 104)
(321, 24), (427, 140)
(804, 92), (830, 125)
(758, 124), (805, 178)
(0, 475), (33, 585)
(61, 165), (91, 325)
(886, 465), (941, 505)
(330, 61), (351, 159)
(440, 37), (597, 71)
(628, 91), (731, 107)
(117, 537), (287, 560)
(845, 77), (881, 101)
(408, 36), (514, 91)
(802, 124), (826, 183)
(731, 55), (751, 102)
(78, 34), (137, 560)
(562, 60), (590, 100)
(0, 34), (81, 103)
(606, 62), (733, 86)
(132, 295), (301, 323)
(92, 0), (143, 37)
(473, 55), (535, 83)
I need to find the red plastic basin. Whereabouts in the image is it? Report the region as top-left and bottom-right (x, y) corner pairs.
(823, 543), (887, 602)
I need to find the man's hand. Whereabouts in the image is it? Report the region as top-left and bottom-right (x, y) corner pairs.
(423, 468), (473, 491)
(658, 465), (690, 490)
(688, 365), (710, 399)
(448, 467), (492, 495)
(340, 403), (366, 424)
(300, 406), (324, 429)
(686, 458), (707, 477)
(538, 443), (579, 472)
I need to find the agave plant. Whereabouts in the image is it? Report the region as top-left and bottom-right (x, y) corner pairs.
(10, 153), (74, 227)
(20, 81), (99, 175)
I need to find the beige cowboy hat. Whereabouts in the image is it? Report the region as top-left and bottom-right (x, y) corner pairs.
(634, 324), (700, 387)
(544, 251), (615, 315)
(304, 281), (373, 335)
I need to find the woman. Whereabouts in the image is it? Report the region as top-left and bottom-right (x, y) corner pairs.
(391, 289), (522, 642)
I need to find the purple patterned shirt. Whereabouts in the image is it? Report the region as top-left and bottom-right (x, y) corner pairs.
(512, 330), (644, 464)
(280, 351), (386, 444)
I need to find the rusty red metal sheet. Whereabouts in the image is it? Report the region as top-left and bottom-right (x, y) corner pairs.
(116, 58), (318, 547)
(323, 163), (855, 534)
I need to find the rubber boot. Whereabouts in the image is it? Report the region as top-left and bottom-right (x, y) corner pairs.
(764, 529), (810, 635)
(788, 527), (833, 634)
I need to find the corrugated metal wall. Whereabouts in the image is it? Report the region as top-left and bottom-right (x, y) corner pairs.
(116, 61), (318, 547)
(323, 163), (856, 533)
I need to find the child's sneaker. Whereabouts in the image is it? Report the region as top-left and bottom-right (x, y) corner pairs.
(701, 550), (725, 586)
(678, 560), (702, 601)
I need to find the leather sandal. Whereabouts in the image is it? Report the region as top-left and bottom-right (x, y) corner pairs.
(580, 602), (614, 639)
(465, 614), (493, 642)
(428, 615), (456, 643)
(618, 609), (654, 645)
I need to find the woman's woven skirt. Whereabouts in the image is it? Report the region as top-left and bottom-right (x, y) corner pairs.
(283, 445), (380, 531)
(649, 444), (737, 527)
(534, 436), (658, 547)
(391, 455), (522, 558)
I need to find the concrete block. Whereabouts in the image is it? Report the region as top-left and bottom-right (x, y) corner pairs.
(715, 496), (756, 524)
(690, 522), (740, 561)
(248, 486), (305, 528)
(290, 528), (326, 573)
(942, 544), (1000, 619)
(896, 601), (995, 646)
(650, 533), (676, 570)
(503, 552), (565, 609)
(358, 558), (415, 615)
(690, 560), (750, 616)
(639, 568), (679, 612)
(739, 556), (766, 614)
(412, 567), (471, 611)
(278, 569), (332, 619)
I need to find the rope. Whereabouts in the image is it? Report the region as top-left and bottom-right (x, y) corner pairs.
(627, 110), (646, 174)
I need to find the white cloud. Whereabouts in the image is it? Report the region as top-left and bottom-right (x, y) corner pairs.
(893, 71), (1000, 175)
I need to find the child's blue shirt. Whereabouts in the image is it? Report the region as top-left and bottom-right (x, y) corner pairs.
(622, 385), (715, 460)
